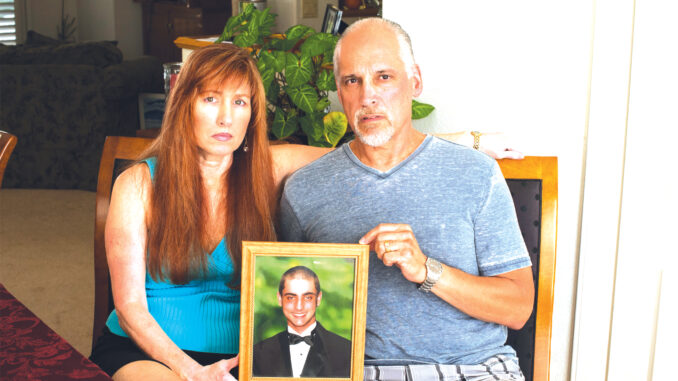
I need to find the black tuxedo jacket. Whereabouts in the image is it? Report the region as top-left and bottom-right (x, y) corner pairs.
(252, 322), (351, 378)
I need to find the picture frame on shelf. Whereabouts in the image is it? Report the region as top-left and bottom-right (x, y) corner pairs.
(239, 241), (369, 380)
(138, 93), (166, 130)
(321, 4), (343, 35)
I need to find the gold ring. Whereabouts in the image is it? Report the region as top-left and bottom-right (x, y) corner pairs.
(384, 241), (391, 252)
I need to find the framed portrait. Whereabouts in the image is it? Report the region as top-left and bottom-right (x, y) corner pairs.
(321, 4), (343, 35)
(137, 93), (166, 130)
(240, 241), (369, 381)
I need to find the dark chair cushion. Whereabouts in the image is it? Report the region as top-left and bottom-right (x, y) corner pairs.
(505, 179), (542, 381)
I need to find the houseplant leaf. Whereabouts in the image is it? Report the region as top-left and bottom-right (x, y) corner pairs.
(316, 69), (336, 91)
(412, 99), (435, 119)
(259, 50), (286, 72)
(300, 33), (335, 57)
(299, 113), (324, 142)
(216, 14), (242, 42)
(271, 108), (299, 140)
(323, 111), (348, 147)
(285, 53), (313, 88)
(315, 97), (330, 112)
(285, 25), (314, 46)
(269, 35), (296, 51)
(267, 80), (280, 104)
(255, 7), (275, 36)
(234, 30), (258, 47)
(287, 84), (318, 114)
(258, 66), (275, 94)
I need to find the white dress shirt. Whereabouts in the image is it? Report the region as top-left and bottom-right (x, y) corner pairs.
(288, 322), (317, 377)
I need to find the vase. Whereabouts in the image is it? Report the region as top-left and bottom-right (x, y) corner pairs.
(344, 0), (362, 10)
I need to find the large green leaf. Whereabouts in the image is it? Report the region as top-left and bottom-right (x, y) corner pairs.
(285, 53), (313, 88)
(234, 30), (257, 47)
(300, 33), (335, 57)
(255, 8), (275, 36)
(287, 84), (318, 114)
(299, 113), (324, 142)
(316, 69), (336, 91)
(241, 3), (256, 17)
(412, 99), (435, 120)
(270, 50), (286, 72)
(258, 66), (275, 94)
(258, 50), (284, 73)
(285, 25), (314, 45)
(323, 111), (348, 147)
(247, 10), (261, 34)
(322, 34), (339, 65)
(271, 108), (299, 139)
(315, 97), (330, 112)
(266, 80), (280, 105)
(258, 50), (275, 68)
(216, 15), (242, 42)
(269, 36), (296, 51)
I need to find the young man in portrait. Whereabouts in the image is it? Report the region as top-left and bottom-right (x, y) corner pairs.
(252, 266), (352, 378)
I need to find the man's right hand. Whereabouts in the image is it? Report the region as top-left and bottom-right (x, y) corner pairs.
(359, 223), (428, 284)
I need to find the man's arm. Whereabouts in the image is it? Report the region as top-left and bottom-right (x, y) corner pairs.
(278, 191), (306, 242)
(359, 224), (534, 330)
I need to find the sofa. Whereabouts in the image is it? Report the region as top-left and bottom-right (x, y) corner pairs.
(0, 32), (163, 190)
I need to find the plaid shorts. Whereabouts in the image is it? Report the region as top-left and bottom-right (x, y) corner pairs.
(363, 355), (524, 381)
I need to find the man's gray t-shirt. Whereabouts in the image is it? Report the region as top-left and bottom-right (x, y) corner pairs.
(279, 135), (531, 365)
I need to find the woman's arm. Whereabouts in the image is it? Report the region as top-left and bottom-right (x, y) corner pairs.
(270, 144), (332, 186)
(106, 164), (234, 380)
(434, 132), (524, 159)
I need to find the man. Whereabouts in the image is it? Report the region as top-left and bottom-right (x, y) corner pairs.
(252, 266), (352, 378)
(279, 18), (534, 381)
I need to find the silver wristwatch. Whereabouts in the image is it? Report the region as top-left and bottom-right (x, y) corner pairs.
(418, 257), (443, 293)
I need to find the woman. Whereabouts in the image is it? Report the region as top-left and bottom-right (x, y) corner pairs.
(90, 44), (327, 380)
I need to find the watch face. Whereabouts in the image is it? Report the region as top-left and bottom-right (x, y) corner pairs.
(427, 258), (442, 280)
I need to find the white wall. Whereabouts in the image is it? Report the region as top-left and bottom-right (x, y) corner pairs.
(386, 1), (677, 380)
(385, 2), (591, 379)
(269, 0), (338, 33)
(77, 0), (143, 59)
(573, 0), (678, 380)
(21, 0), (142, 59)
(24, 0), (78, 40)
(113, 0), (143, 59)
(76, 0), (114, 42)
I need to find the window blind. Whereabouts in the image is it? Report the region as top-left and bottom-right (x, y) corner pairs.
(0, 0), (16, 45)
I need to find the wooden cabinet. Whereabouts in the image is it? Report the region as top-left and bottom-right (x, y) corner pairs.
(138, 1), (230, 63)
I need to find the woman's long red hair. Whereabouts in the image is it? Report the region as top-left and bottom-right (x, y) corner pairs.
(142, 43), (276, 286)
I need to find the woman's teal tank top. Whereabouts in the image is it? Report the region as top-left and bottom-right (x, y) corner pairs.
(105, 158), (240, 354)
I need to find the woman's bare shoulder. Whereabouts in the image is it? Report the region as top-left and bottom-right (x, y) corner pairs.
(270, 144), (332, 184)
(111, 162), (153, 201)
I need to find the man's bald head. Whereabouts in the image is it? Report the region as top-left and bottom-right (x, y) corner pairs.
(333, 18), (416, 80)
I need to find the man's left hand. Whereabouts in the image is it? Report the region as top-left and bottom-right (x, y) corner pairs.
(359, 223), (428, 284)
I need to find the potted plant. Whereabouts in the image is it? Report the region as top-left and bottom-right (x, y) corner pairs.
(217, 5), (433, 147)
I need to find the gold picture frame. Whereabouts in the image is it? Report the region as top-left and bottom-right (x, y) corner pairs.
(240, 241), (369, 381)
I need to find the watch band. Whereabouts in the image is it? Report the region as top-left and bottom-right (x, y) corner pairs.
(471, 131), (482, 150)
(418, 257), (443, 293)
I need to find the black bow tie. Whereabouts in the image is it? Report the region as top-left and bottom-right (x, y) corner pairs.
(288, 332), (314, 346)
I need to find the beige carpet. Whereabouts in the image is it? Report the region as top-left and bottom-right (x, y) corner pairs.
(0, 188), (95, 357)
